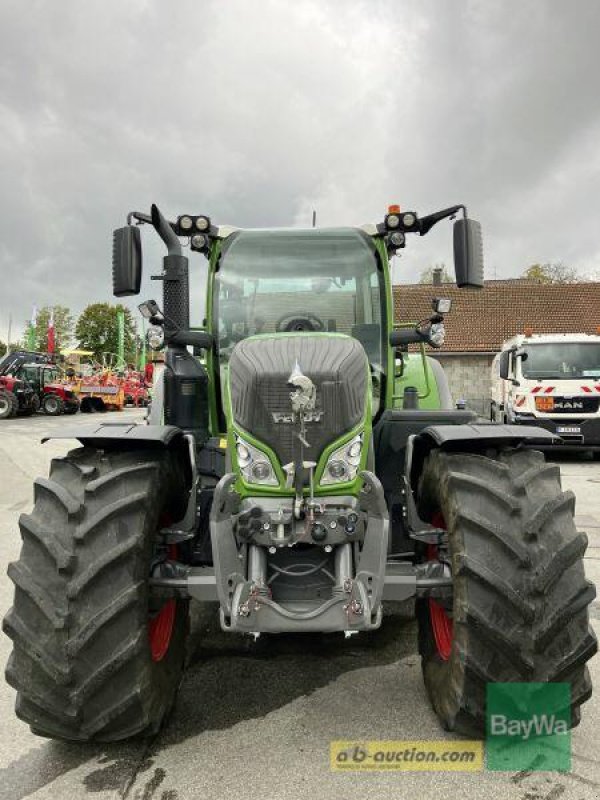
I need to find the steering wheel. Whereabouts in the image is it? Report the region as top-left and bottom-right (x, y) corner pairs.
(275, 311), (326, 332)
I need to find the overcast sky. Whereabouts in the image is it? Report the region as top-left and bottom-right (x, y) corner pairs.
(1, 0), (599, 342)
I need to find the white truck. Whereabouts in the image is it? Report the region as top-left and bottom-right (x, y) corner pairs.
(491, 332), (600, 456)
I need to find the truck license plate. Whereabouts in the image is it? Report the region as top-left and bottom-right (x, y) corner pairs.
(557, 426), (581, 434)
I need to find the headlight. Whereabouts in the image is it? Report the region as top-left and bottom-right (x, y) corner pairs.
(320, 433), (363, 486)
(146, 325), (165, 350)
(429, 322), (445, 348)
(235, 435), (278, 486)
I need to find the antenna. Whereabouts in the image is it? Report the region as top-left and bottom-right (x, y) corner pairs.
(312, 210), (316, 228)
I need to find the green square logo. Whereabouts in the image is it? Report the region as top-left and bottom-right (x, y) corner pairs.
(486, 683), (571, 771)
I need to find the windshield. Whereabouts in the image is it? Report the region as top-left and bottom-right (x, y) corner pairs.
(214, 228), (384, 371)
(522, 342), (600, 379)
(18, 366), (39, 383)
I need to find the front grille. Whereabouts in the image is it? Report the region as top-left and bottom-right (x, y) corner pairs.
(229, 335), (368, 466)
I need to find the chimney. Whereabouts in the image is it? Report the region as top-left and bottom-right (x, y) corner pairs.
(432, 267), (442, 286)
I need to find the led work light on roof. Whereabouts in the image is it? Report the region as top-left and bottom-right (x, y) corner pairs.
(178, 215), (193, 231)
(385, 213), (401, 229)
(389, 231), (406, 248)
(402, 212), (416, 228)
(191, 234), (208, 251)
(195, 215), (210, 232)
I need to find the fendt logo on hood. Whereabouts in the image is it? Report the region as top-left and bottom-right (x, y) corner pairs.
(271, 360), (324, 424)
(272, 410), (324, 423)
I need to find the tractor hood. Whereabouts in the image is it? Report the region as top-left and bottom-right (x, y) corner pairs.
(227, 333), (368, 471)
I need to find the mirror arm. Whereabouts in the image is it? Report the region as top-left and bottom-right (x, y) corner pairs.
(127, 211), (153, 226)
(127, 209), (181, 243)
(389, 327), (429, 346)
(169, 330), (214, 350)
(419, 204), (466, 236)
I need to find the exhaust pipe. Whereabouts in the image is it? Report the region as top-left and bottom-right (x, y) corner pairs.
(150, 204), (208, 442)
(150, 204), (189, 336)
(151, 203), (182, 257)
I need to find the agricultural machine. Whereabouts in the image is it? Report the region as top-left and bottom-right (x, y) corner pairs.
(122, 370), (150, 407)
(0, 350), (78, 418)
(77, 372), (125, 413)
(16, 363), (79, 416)
(4, 203), (596, 741)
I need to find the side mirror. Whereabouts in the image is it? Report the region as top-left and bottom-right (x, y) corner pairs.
(453, 218), (484, 288)
(112, 226), (142, 296)
(499, 350), (510, 380)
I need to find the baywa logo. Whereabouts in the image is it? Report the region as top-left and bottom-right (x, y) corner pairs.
(486, 683), (571, 772)
(490, 713), (569, 739)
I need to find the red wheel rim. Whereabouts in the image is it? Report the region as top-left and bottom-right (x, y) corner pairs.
(428, 511), (453, 661)
(149, 599), (176, 662)
(148, 543), (177, 662)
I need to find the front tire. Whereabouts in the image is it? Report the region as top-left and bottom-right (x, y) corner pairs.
(0, 391), (17, 419)
(416, 447), (597, 735)
(3, 447), (189, 741)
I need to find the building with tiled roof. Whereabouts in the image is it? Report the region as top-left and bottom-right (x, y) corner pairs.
(393, 279), (600, 413)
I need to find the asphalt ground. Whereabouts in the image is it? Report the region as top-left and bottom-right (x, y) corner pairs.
(0, 410), (598, 800)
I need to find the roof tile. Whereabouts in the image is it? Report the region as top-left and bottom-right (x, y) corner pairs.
(393, 280), (600, 352)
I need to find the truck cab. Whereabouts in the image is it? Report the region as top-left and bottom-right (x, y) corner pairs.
(491, 332), (600, 453)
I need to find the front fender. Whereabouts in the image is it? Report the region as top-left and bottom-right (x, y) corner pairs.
(408, 423), (558, 490)
(41, 422), (184, 449)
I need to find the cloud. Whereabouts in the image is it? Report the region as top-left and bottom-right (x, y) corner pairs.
(1, 0), (599, 341)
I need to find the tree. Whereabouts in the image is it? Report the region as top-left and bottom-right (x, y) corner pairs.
(0, 341), (6, 358)
(522, 262), (579, 284)
(75, 303), (136, 364)
(419, 263), (453, 284)
(22, 305), (74, 353)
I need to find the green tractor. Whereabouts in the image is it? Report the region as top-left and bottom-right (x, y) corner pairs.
(4, 203), (596, 741)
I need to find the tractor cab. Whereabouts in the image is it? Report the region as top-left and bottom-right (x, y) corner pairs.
(17, 363), (60, 389)
(212, 227), (387, 419)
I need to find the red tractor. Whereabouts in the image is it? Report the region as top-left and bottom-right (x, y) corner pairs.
(15, 363), (79, 415)
(0, 374), (38, 419)
(0, 351), (78, 418)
